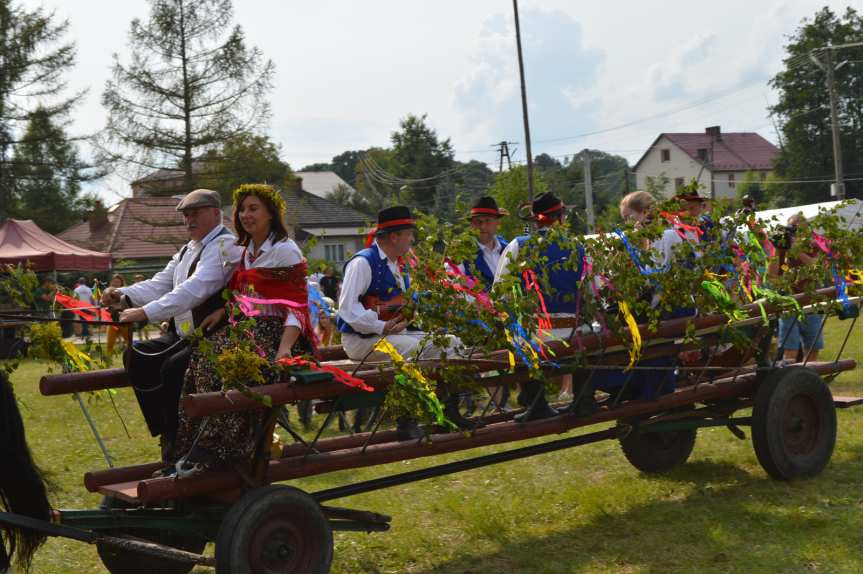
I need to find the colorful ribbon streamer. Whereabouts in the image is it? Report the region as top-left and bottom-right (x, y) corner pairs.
(277, 356), (373, 392)
(617, 301), (642, 371)
(372, 339), (448, 426)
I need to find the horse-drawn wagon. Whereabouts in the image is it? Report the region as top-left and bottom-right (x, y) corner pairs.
(2, 284), (860, 574)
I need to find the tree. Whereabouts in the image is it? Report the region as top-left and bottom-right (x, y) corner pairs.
(101, 0), (275, 193)
(489, 166), (548, 239)
(0, 0), (82, 221)
(390, 114), (456, 217)
(12, 107), (95, 232)
(769, 7), (863, 203)
(198, 132), (292, 202)
(300, 150), (364, 187)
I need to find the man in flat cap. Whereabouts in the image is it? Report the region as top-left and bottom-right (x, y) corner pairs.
(101, 188), (242, 451)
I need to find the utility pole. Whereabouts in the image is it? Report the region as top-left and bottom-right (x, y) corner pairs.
(512, 0), (535, 203)
(495, 141), (514, 172)
(811, 46), (846, 200)
(583, 152), (595, 232)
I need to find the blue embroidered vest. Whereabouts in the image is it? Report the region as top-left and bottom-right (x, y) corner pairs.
(463, 235), (508, 290)
(515, 231), (584, 314)
(336, 244), (410, 335)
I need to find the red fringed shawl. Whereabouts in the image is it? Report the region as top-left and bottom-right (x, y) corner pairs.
(229, 260), (317, 351)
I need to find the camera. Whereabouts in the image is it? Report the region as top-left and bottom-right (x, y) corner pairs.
(770, 224), (797, 251)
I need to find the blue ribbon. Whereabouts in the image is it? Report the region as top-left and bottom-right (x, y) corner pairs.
(307, 283), (332, 327)
(613, 229), (668, 276)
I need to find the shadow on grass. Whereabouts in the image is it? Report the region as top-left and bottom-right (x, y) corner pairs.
(412, 458), (863, 574)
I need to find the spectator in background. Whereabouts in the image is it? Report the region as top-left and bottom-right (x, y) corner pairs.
(33, 279), (56, 313)
(769, 213), (825, 363)
(106, 274), (132, 354)
(73, 276), (94, 338)
(132, 273), (151, 340)
(319, 266), (340, 301)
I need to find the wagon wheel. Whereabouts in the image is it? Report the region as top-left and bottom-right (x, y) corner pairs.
(751, 367), (836, 480)
(96, 497), (207, 574)
(619, 408), (697, 474)
(215, 485), (333, 574)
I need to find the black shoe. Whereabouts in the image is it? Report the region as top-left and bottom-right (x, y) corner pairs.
(514, 382), (558, 423)
(396, 417), (423, 441)
(443, 395), (485, 431)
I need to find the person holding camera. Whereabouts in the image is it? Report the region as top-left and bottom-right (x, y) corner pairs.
(768, 213), (824, 363)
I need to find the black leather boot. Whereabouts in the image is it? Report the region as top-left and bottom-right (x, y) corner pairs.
(442, 394), (485, 431)
(396, 417), (423, 441)
(514, 381), (558, 423)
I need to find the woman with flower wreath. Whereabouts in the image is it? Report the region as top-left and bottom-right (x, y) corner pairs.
(168, 184), (315, 476)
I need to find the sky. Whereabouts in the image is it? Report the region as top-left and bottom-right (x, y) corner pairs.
(19, 0), (856, 203)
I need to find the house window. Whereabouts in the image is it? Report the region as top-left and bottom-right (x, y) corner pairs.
(696, 148), (708, 161)
(661, 149), (670, 162)
(728, 173), (736, 188)
(325, 244), (345, 263)
(674, 177), (685, 190)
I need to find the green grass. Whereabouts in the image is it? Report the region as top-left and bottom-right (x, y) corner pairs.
(10, 317), (863, 573)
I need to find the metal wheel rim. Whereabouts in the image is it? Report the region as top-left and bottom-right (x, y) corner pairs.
(247, 507), (322, 574)
(782, 394), (819, 456)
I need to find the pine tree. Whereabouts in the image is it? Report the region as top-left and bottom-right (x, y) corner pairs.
(12, 107), (91, 233)
(0, 0), (81, 221)
(101, 0), (275, 193)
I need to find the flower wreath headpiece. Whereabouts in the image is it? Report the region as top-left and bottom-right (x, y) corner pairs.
(232, 183), (287, 216)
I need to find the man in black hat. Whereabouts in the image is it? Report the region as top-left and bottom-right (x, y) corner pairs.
(451, 196), (509, 291)
(494, 192), (588, 422)
(101, 188), (242, 450)
(337, 205), (467, 435)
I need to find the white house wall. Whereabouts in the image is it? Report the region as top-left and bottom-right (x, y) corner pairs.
(635, 136), (711, 198)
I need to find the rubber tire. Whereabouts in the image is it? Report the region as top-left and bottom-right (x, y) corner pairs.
(215, 485), (333, 574)
(619, 423), (697, 474)
(752, 367), (836, 481)
(96, 497), (207, 574)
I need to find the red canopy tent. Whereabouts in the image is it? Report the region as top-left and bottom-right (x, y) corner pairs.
(0, 219), (112, 271)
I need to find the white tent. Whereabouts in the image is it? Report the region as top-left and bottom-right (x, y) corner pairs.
(754, 199), (862, 231)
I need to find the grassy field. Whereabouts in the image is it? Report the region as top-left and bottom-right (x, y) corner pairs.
(9, 317), (863, 573)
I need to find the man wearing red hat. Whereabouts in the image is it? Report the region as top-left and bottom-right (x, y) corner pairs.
(452, 196), (509, 291)
(494, 192), (587, 422)
(337, 206), (468, 435)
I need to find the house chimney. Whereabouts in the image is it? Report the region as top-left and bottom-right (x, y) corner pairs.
(705, 126), (721, 140)
(88, 203), (109, 233)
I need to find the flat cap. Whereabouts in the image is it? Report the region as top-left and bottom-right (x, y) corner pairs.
(176, 188), (221, 211)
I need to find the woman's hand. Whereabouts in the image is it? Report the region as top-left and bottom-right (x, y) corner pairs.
(199, 307), (226, 333)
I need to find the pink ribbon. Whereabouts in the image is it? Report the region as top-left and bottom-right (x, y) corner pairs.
(235, 294), (309, 317)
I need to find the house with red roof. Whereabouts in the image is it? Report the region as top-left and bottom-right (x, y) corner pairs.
(633, 126), (780, 199)
(60, 177), (372, 271)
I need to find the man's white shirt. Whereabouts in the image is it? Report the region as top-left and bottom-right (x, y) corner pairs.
(120, 224), (242, 336)
(338, 242), (406, 336)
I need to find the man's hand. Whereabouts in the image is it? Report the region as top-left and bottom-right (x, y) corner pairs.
(119, 307), (148, 324)
(101, 286), (123, 307)
(199, 307), (226, 333)
(382, 315), (407, 335)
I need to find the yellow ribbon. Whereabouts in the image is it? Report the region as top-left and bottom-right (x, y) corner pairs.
(61, 340), (92, 372)
(373, 339), (430, 387)
(848, 269), (863, 285)
(618, 301), (642, 371)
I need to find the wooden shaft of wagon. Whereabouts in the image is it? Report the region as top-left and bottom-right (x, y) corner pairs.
(40, 368), (129, 396)
(44, 287), (838, 399)
(126, 359), (855, 504)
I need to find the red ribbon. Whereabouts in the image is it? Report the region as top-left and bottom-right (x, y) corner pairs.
(54, 293), (112, 322)
(471, 207), (503, 216)
(277, 357), (374, 392)
(534, 202), (565, 225)
(660, 211), (704, 240)
(364, 218), (416, 247)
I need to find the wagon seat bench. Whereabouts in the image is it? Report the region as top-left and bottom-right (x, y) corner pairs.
(34, 286), (862, 574)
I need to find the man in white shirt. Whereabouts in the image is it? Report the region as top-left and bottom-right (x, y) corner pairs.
(337, 206), (468, 435)
(453, 196), (509, 291)
(73, 277), (94, 337)
(101, 188), (241, 445)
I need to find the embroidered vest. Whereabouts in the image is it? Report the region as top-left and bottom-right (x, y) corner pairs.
(337, 244), (410, 335)
(515, 231), (584, 314)
(463, 235), (508, 290)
